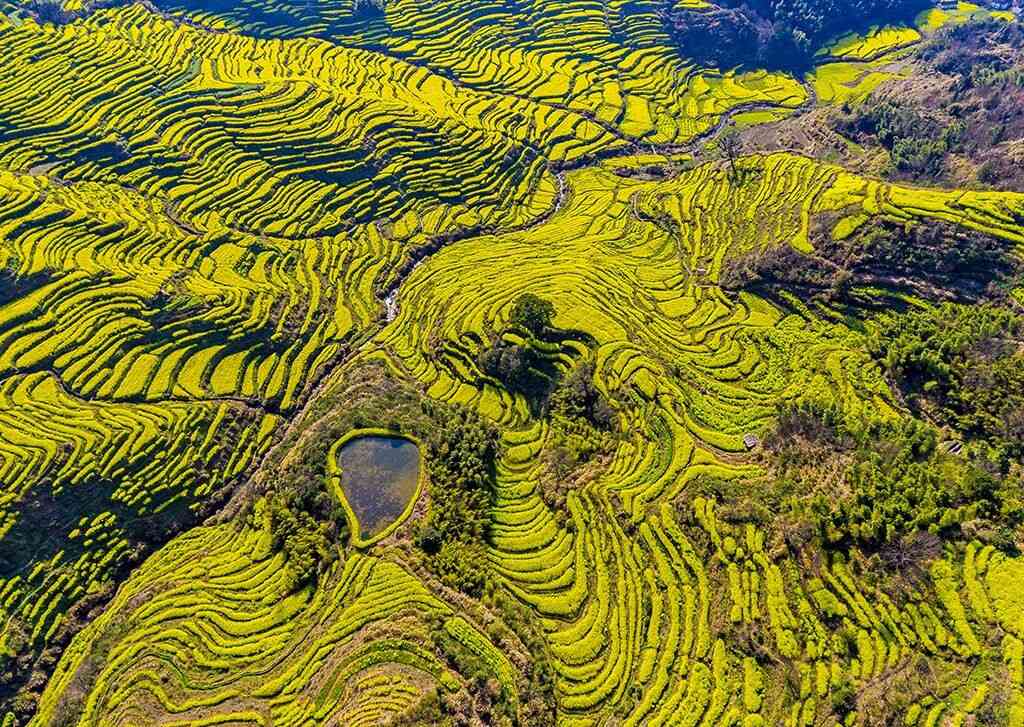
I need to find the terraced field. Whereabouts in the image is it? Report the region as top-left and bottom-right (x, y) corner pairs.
(1, 0), (1024, 725)
(360, 154), (1024, 723)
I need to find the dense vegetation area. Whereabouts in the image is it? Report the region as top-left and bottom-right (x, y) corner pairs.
(718, 211), (1024, 558)
(265, 491), (341, 592)
(833, 100), (965, 177)
(829, 17), (1024, 187)
(416, 407), (499, 596)
(665, 0), (930, 70)
(761, 403), (1023, 547)
(721, 216), (1019, 306)
(871, 303), (1024, 460)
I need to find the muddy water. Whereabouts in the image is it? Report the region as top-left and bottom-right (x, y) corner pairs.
(337, 436), (420, 540)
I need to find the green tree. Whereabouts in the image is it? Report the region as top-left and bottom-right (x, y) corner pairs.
(417, 407), (499, 596)
(509, 293), (555, 336)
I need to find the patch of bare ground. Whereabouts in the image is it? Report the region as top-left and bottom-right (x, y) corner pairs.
(738, 105), (889, 174)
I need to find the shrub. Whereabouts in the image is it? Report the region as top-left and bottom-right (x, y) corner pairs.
(508, 293), (554, 336)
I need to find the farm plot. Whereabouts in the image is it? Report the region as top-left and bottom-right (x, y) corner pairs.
(35, 458), (1024, 725)
(0, 6), (568, 240)
(0, 372), (272, 656)
(0, 169), (393, 409)
(808, 3), (1017, 107)
(30, 502), (523, 726)
(99, 0), (809, 146)
(370, 152), (1021, 438)
(21, 145), (1024, 726)
(0, 68), (412, 666)
(355, 151), (1024, 723)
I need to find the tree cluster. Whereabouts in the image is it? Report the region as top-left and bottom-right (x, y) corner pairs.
(416, 407), (499, 596)
(479, 293), (562, 411)
(538, 361), (619, 514)
(479, 340), (558, 407)
(923, 19), (1024, 189)
(921, 18), (1024, 83)
(23, 0), (73, 24)
(508, 292), (554, 336)
(265, 491), (338, 592)
(832, 99), (965, 178)
(262, 460), (346, 594)
(720, 217), (1017, 306)
(869, 302), (1024, 462)
(663, 0), (930, 72)
(828, 18), (1024, 189)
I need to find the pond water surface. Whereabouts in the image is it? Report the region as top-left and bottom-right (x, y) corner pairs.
(337, 436), (420, 540)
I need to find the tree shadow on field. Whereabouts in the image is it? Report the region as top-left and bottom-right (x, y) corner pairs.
(0, 474), (194, 583)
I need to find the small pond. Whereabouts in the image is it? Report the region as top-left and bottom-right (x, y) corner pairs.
(337, 435), (420, 541)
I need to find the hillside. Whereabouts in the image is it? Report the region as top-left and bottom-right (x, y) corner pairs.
(0, 1), (1024, 726)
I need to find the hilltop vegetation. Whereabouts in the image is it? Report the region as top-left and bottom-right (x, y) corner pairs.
(871, 303), (1024, 460)
(666, 0), (931, 70)
(0, 0), (1024, 726)
(737, 12), (1024, 187)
